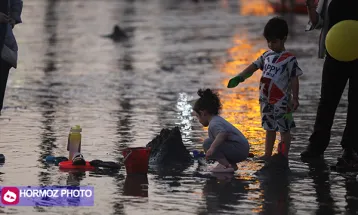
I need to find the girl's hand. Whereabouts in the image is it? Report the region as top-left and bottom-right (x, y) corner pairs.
(206, 147), (215, 159)
(0, 13), (9, 24)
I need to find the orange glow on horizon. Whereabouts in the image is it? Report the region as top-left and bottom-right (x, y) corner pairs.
(240, 0), (274, 16)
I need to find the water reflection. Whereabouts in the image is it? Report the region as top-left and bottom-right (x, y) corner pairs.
(37, 0), (60, 187)
(176, 93), (196, 145)
(218, 34), (267, 156)
(200, 175), (248, 214)
(114, 2), (136, 153)
(217, 30), (288, 214)
(344, 174), (358, 214)
(306, 159), (336, 215)
(0, 169), (3, 183)
(123, 174), (149, 197)
(111, 1), (137, 214)
(258, 173), (293, 215)
(66, 172), (86, 186)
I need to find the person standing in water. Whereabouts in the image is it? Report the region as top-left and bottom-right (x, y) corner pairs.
(193, 88), (250, 173)
(0, 0), (23, 116)
(228, 17), (303, 166)
(301, 0), (358, 166)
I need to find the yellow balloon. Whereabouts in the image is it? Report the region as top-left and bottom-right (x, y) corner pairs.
(325, 20), (358, 62)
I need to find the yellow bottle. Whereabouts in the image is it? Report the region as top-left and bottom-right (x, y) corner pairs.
(67, 125), (82, 160)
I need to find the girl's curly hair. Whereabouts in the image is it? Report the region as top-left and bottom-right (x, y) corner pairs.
(193, 89), (222, 115)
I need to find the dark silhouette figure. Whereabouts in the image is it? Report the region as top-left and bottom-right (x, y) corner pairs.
(103, 25), (128, 42)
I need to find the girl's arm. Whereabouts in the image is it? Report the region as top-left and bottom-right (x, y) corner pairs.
(209, 132), (229, 150)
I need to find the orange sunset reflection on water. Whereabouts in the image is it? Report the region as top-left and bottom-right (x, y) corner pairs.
(216, 30), (270, 215)
(218, 33), (267, 156)
(240, 0), (274, 16)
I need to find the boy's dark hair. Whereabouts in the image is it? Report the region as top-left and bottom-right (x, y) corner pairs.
(193, 89), (222, 115)
(263, 17), (288, 41)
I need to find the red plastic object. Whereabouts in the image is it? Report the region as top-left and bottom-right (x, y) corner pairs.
(277, 142), (286, 155)
(122, 147), (151, 175)
(59, 161), (95, 171)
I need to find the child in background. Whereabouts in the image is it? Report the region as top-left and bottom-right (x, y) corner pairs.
(193, 89), (250, 173)
(227, 17), (303, 164)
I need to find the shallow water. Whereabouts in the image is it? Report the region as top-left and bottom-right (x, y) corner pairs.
(0, 0), (354, 214)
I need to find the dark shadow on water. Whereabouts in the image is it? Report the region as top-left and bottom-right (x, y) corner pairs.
(0, 168), (4, 183)
(306, 159), (337, 215)
(66, 172), (86, 186)
(149, 163), (192, 177)
(197, 174), (248, 214)
(89, 168), (122, 177)
(344, 174), (358, 214)
(258, 171), (293, 215)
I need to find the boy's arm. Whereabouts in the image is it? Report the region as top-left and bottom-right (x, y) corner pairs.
(227, 63), (259, 88)
(291, 76), (299, 99)
(291, 76), (299, 110)
(238, 63), (259, 80)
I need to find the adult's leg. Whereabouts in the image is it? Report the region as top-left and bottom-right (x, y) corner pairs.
(302, 55), (349, 158)
(0, 59), (11, 114)
(340, 60), (358, 158)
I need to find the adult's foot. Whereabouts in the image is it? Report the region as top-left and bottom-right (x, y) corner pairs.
(300, 144), (324, 160)
(335, 149), (358, 172)
(337, 149), (358, 164)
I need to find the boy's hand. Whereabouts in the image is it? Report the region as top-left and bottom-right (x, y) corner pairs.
(227, 75), (244, 88)
(292, 98), (299, 110)
(0, 13), (9, 24)
(205, 147), (215, 159)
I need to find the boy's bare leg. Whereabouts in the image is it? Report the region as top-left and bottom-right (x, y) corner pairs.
(259, 130), (276, 160)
